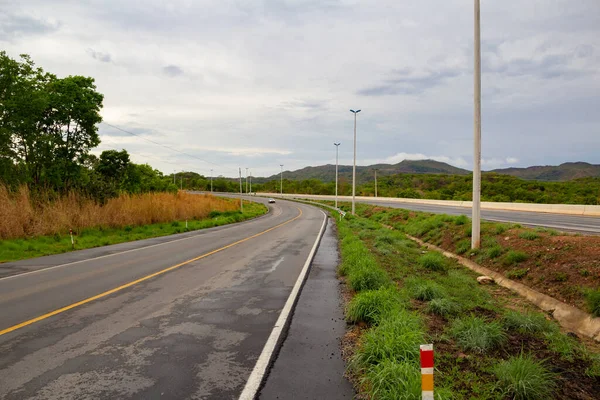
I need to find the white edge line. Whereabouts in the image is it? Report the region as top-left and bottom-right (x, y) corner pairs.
(238, 210), (328, 400)
(0, 203), (274, 282)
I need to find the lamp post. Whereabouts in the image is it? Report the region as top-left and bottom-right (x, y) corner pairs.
(374, 168), (378, 198)
(350, 109), (361, 215)
(334, 142), (341, 208)
(472, 0), (482, 249)
(280, 164), (284, 195)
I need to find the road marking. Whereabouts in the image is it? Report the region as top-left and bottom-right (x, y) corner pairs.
(0, 200), (274, 282)
(263, 257), (285, 274)
(0, 207), (303, 337)
(239, 210), (328, 400)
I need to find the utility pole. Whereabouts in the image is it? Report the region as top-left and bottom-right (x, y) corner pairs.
(350, 109), (361, 215)
(374, 168), (378, 198)
(472, 0), (482, 249)
(210, 169), (213, 192)
(280, 164), (284, 195)
(245, 167), (249, 194)
(334, 142), (340, 208)
(239, 167), (243, 212)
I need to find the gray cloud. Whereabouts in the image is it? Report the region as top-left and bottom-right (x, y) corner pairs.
(162, 65), (184, 77)
(87, 48), (112, 63)
(357, 68), (463, 96)
(0, 12), (60, 41)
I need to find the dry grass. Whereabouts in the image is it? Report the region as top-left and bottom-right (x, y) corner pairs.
(0, 185), (240, 239)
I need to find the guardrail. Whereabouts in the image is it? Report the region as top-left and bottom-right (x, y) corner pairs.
(256, 193), (600, 217)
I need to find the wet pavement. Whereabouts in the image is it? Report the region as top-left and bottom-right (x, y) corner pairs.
(259, 219), (354, 399)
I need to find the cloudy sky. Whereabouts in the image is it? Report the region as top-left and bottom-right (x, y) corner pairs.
(2, 0), (599, 178)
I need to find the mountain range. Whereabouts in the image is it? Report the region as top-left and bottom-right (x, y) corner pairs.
(255, 161), (600, 183)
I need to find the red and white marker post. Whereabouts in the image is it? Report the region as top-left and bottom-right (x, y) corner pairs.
(69, 229), (74, 249)
(420, 344), (434, 400)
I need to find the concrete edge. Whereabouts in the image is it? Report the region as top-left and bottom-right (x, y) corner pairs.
(407, 235), (600, 342)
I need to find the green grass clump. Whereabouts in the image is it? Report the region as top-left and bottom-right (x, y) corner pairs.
(348, 266), (389, 292)
(352, 311), (424, 368)
(544, 330), (579, 361)
(519, 231), (540, 240)
(450, 316), (506, 353)
(495, 224), (508, 235)
(365, 360), (421, 399)
(346, 288), (403, 324)
(494, 354), (555, 400)
(454, 215), (468, 225)
(503, 311), (554, 334)
(419, 252), (448, 272)
(585, 288), (600, 317)
(485, 245), (503, 259)
(406, 278), (445, 301)
(506, 268), (529, 280)
(455, 239), (470, 255)
(427, 298), (461, 317)
(503, 250), (528, 266)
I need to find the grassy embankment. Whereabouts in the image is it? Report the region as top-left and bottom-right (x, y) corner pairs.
(0, 187), (267, 262)
(336, 212), (600, 399)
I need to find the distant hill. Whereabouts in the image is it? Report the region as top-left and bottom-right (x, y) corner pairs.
(490, 162), (600, 181)
(255, 159), (469, 184)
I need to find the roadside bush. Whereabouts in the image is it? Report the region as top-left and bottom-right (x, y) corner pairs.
(348, 266), (389, 292)
(346, 288), (403, 324)
(450, 316), (506, 353)
(494, 354), (555, 400)
(419, 252), (448, 272)
(503, 250), (528, 266)
(406, 278), (445, 301)
(503, 311), (554, 334)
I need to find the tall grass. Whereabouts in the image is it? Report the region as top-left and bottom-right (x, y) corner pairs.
(0, 184), (239, 239)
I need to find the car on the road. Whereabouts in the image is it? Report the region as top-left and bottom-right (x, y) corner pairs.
(268, 198), (276, 203)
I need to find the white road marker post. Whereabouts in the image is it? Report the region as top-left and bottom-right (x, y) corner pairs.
(69, 229), (74, 250)
(420, 344), (434, 400)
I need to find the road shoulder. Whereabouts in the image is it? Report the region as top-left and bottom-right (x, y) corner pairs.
(259, 218), (354, 399)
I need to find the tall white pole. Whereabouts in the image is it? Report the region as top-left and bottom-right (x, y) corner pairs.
(350, 109), (360, 215)
(375, 169), (378, 198)
(334, 143), (340, 208)
(472, 0), (482, 249)
(239, 167), (243, 212)
(280, 164), (284, 195)
(210, 169), (213, 192)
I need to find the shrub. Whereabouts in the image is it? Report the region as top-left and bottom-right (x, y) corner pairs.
(352, 311), (424, 368)
(494, 354), (555, 400)
(503, 250), (528, 266)
(495, 224), (508, 235)
(506, 268), (529, 280)
(348, 266), (389, 292)
(419, 252), (448, 272)
(450, 316), (506, 353)
(519, 231), (539, 240)
(486, 245), (503, 259)
(346, 288), (403, 324)
(503, 311), (554, 334)
(427, 298), (461, 317)
(585, 288), (600, 317)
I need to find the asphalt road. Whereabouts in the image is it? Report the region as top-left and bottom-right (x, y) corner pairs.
(0, 197), (326, 399)
(271, 194), (600, 233)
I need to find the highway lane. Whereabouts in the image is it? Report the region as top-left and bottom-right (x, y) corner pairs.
(267, 194), (600, 233)
(0, 198), (326, 399)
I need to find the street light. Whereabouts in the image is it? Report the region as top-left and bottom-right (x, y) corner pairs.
(472, 0), (482, 249)
(280, 164), (284, 195)
(350, 109), (361, 215)
(334, 143), (341, 208)
(374, 168), (378, 198)
(210, 169), (213, 192)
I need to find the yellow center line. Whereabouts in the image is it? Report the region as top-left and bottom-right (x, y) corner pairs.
(0, 207), (303, 337)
